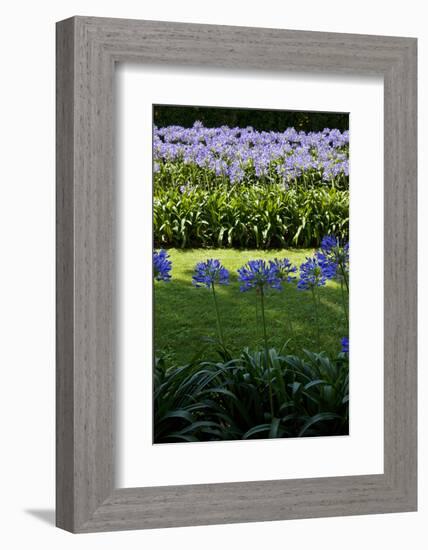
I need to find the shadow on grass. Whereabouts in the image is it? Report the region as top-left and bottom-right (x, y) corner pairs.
(155, 276), (348, 366)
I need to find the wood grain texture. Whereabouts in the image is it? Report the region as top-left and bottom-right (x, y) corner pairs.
(56, 18), (75, 532)
(56, 16), (417, 533)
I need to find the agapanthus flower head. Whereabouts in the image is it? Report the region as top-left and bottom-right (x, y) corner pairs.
(237, 259), (282, 292)
(315, 251), (338, 280)
(321, 234), (339, 253)
(153, 249), (172, 282)
(297, 256), (328, 290)
(341, 336), (349, 354)
(319, 234), (349, 275)
(193, 120), (204, 129)
(192, 259), (229, 289)
(269, 258), (297, 283)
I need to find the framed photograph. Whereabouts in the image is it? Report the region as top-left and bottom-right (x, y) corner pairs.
(56, 16), (417, 533)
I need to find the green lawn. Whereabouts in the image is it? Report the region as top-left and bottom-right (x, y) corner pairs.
(154, 248), (348, 366)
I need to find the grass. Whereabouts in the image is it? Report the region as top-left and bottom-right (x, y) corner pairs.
(154, 248), (348, 366)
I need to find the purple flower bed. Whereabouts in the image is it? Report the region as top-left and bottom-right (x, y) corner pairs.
(154, 122), (349, 185)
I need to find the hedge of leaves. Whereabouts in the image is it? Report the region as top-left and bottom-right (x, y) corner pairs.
(154, 348), (349, 442)
(154, 184), (348, 249)
(154, 105), (349, 133)
(153, 124), (349, 249)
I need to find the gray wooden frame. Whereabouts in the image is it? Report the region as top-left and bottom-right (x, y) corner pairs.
(56, 16), (417, 533)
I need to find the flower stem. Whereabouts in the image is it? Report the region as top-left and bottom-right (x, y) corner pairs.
(211, 283), (225, 349)
(339, 262), (349, 294)
(340, 278), (349, 326)
(311, 287), (321, 349)
(255, 288), (260, 343)
(260, 286), (274, 418)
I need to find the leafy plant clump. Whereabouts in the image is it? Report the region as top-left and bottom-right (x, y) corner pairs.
(154, 184), (349, 249)
(154, 347), (349, 443)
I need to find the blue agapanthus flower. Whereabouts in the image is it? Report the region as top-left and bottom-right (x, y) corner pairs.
(297, 256), (328, 290)
(237, 259), (282, 292)
(269, 258), (297, 283)
(320, 235), (339, 253)
(317, 235), (349, 278)
(192, 259), (229, 288)
(322, 235), (349, 260)
(341, 336), (349, 354)
(153, 249), (172, 281)
(316, 251), (338, 280)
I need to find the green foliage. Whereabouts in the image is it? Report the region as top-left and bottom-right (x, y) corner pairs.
(153, 105), (349, 133)
(154, 348), (349, 442)
(154, 179), (349, 249)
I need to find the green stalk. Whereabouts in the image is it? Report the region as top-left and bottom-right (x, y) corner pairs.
(255, 288), (260, 343)
(339, 262), (349, 294)
(311, 286), (321, 349)
(340, 278), (349, 326)
(211, 282), (225, 349)
(260, 286), (274, 418)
